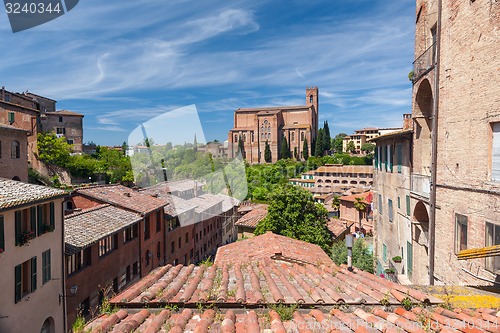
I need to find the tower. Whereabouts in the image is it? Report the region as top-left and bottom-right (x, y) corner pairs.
(306, 87), (319, 140)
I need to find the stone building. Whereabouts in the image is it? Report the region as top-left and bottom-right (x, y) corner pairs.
(41, 110), (84, 153)
(371, 123), (413, 283)
(0, 124), (29, 181)
(342, 124), (406, 154)
(409, 0), (499, 285)
(228, 87), (319, 163)
(0, 179), (66, 333)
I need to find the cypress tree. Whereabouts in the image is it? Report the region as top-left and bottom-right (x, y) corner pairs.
(238, 136), (245, 158)
(280, 135), (290, 159)
(193, 134), (198, 153)
(315, 129), (324, 157)
(323, 121), (331, 151)
(264, 140), (272, 163)
(302, 138), (309, 161)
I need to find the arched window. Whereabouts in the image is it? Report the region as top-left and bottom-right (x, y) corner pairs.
(252, 132), (254, 142)
(291, 132), (295, 142)
(243, 134), (246, 142)
(309, 95), (313, 103)
(11, 140), (20, 159)
(301, 132), (304, 142)
(234, 135), (237, 142)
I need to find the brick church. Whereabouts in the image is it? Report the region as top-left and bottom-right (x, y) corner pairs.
(228, 87), (319, 163)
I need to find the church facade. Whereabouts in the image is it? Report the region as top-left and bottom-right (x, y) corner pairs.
(228, 87), (319, 164)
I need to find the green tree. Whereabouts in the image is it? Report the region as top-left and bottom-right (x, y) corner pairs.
(315, 129), (324, 157)
(331, 238), (374, 273)
(238, 136), (245, 159)
(333, 133), (347, 153)
(254, 184), (332, 253)
(361, 143), (375, 155)
(264, 140), (272, 163)
(346, 140), (356, 154)
(37, 132), (72, 166)
(331, 195), (340, 218)
(121, 141), (128, 156)
(302, 138), (309, 161)
(353, 197), (368, 232)
(294, 147), (298, 160)
(323, 121), (331, 151)
(280, 135), (290, 159)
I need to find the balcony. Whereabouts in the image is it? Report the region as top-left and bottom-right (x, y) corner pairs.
(411, 42), (436, 83)
(411, 173), (430, 198)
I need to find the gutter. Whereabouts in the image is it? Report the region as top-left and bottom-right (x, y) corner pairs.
(428, 0), (442, 285)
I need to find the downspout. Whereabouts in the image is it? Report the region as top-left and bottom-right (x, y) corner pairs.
(61, 199), (67, 332)
(428, 0), (442, 285)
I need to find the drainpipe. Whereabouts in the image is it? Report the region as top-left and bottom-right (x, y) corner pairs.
(428, 0), (442, 286)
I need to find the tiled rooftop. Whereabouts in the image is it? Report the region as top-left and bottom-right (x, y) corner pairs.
(315, 165), (374, 173)
(216, 193), (240, 213)
(0, 178), (66, 210)
(0, 123), (30, 132)
(76, 185), (166, 215)
(110, 261), (441, 307)
(148, 179), (204, 193)
(46, 109), (84, 116)
(188, 194), (223, 213)
(340, 191), (373, 204)
(65, 204), (142, 254)
(236, 105), (309, 112)
(140, 188), (194, 217)
(84, 307), (499, 333)
(234, 205), (268, 229)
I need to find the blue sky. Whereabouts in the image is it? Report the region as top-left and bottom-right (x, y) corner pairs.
(0, 0), (415, 145)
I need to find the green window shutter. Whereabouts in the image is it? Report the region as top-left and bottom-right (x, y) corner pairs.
(15, 211), (21, 246)
(37, 205), (44, 231)
(383, 244), (387, 262)
(31, 207), (39, 236)
(397, 144), (403, 173)
(42, 250), (51, 284)
(31, 257), (37, 292)
(406, 195), (411, 216)
(397, 197), (401, 209)
(382, 146), (387, 171)
(49, 202), (55, 229)
(15, 264), (22, 303)
(374, 147), (378, 167)
(0, 216), (4, 251)
(388, 145), (393, 172)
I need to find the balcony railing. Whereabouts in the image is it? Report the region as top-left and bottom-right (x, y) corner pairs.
(411, 173), (430, 198)
(411, 42), (436, 83)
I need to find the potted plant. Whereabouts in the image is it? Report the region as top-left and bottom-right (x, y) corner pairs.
(20, 230), (35, 246)
(42, 224), (55, 233)
(392, 256), (402, 263)
(384, 268), (396, 275)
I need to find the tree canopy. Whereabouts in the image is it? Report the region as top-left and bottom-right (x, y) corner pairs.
(361, 143), (375, 155)
(331, 238), (374, 273)
(333, 133), (347, 153)
(254, 184), (332, 253)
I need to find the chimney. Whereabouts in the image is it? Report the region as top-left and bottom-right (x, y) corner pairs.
(402, 114), (413, 130)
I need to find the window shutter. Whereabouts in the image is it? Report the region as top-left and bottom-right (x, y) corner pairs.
(387, 145), (393, 172)
(31, 257), (37, 292)
(0, 216), (4, 251)
(15, 264), (22, 303)
(492, 123), (500, 181)
(406, 195), (411, 216)
(397, 144), (402, 173)
(15, 211), (21, 246)
(374, 147), (378, 168)
(31, 206), (39, 236)
(37, 205), (44, 233)
(50, 202), (55, 229)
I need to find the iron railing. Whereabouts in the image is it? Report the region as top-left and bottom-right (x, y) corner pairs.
(411, 42), (436, 83)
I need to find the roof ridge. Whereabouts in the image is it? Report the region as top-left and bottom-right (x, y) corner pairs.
(65, 204), (111, 218)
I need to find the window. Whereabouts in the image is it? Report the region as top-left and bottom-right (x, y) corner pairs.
(378, 194), (382, 214)
(0, 216), (4, 252)
(132, 261), (138, 276)
(145, 250), (151, 266)
(67, 139), (74, 145)
(98, 234), (117, 257)
(56, 127), (66, 135)
(301, 132), (304, 142)
(185, 232), (189, 243)
(382, 244), (387, 262)
(485, 222), (500, 273)
(171, 241), (175, 254)
(406, 195), (411, 216)
(11, 140), (20, 159)
(491, 123), (500, 181)
(190, 249), (193, 258)
(66, 248), (91, 275)
(156, 211), (162, 233)
(455, 214), (468, 253)
(123, 224), (138, 242)
(397, 197), (401, 209)
(234, 135), (237, 142)
(386, 145), (393, 172)
(144, 217), (150, 240)
(79, 298), (91, 319)
(8, 111), (14, 124)
(0, 140), (2, 158)
(397, 143), (403, 173)
(15, 257), (37, 303)
(388, 199), (393, 222)
(42, 249), (51, 284)
(178, 237), (181, 249)
(291, 132), (295, 142)
(58, 116), (63, 122)
(157, 242), (161, 258)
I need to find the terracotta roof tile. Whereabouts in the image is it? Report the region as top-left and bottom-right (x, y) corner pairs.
(214, 231), (332, 265)
(76, 185), (166, 215)
(0, 178), (66, 210)
(0, 124), (30, 132)
(140, 188), (194, 217)
(234, 204), (268, 228)
(84, 306), (499, 332)
(315, 165), (374, 173)
(64, 204), (142, 254)
(340, 191), (373, 204)
(46, 109), (84, 116)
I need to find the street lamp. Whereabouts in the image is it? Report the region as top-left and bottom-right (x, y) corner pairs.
(59, 285), (78, 304)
